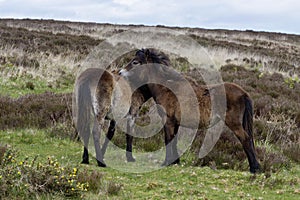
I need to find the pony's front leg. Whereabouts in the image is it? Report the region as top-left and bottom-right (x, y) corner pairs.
(82, 147), (89, 164)
(162, 118), (179, 166)
(126, 116), (136, 162)
(93, 119), (106, 167)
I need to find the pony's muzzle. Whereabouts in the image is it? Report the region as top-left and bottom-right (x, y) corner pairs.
(119, 69), (126, 76)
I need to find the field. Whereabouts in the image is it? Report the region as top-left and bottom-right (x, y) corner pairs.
(0, 18), (299, 199)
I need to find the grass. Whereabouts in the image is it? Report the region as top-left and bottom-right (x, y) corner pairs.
(0, 129), (299, 199)
(0, 61), (75, 98)
(0, 76), (73, 98)
(0, 129), (80, 164)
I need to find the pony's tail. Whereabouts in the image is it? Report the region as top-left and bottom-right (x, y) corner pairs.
(242, 95), (253, 139)
(76, 80), (93, 144)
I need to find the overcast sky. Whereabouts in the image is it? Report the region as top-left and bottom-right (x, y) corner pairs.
(0, 0), (299, 34)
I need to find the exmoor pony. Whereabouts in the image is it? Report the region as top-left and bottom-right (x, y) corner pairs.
(120, 48), (260, 173)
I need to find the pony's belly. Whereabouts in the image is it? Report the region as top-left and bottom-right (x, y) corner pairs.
(178, 108), (211, 129)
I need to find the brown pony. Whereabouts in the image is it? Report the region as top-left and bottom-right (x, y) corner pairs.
(120, 49), (261, 173)
(73, 68), (150, 167)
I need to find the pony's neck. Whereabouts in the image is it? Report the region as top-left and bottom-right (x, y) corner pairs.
(138, 85), (153, 101)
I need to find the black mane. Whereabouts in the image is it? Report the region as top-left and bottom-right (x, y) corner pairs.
(134, 48), (186, 82)
(136, 48), (170, 66)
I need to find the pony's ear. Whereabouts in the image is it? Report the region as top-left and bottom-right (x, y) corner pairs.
(145, 49), (150, 58)
(136, 49), (143, 56)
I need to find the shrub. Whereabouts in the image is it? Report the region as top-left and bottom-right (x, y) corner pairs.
(107, 181), (123, 195)
(191, 131), (249, 172)
(77, 170), (104, 193)
(256, 145), (290, 174)
(0, 147), (94, 198)
(25, 81), (35, 90)
(283, 144), (300, 163)
(0, 92), (73, 130)
(46, 121), (77, 140)
(0, 24), (101, 55)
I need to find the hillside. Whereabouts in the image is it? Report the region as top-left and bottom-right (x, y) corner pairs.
(1, 18), (300, 71)
(0, 18), (299, 199)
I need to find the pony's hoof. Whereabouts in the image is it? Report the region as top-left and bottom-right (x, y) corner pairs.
(161, 160), (171, 167)
(97, 160), (107, 167)
(127, 157), (136, 162)
(81, 160), (89, 165)
(250, 164), (261, 174)
(172, 158), (180, 165)
(161, 158), (180, 166)
(126, 152), (135, 162)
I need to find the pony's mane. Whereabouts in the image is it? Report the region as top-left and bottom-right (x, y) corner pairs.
(136, 48), (171, 66)
(137, 49), (200, 86)
(135, 48), (186, 82)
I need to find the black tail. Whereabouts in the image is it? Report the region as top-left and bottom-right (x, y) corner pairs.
(242, 95), (253, 139)
(243, 94), (261, 173)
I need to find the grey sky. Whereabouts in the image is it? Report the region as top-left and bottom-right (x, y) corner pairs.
(0, 0), (299, 34)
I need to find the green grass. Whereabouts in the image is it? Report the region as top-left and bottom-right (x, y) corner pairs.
(0, 64), (75, 98)
(0, 129), (80, 164)
(1, 129), (299, 199)
(0, 76), (73, 98)
(0, 77), (73, 98)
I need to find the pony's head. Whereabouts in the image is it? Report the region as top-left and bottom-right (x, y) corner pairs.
(119, 48), (170, 76)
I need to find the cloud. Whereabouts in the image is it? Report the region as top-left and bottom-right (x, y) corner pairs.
(227, 0), (300, 14)
(112, 0), (139, 6)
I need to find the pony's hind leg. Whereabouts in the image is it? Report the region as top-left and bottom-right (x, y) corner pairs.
(81, 127), (90, 164)
(230, 125), (260, 173)
(101, 119), (116, 159)
(226, 94), (260, 173)
(92, 119), (106, 167)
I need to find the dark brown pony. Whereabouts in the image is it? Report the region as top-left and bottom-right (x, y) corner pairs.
(120, 49), (261, 173)
(73, 68), (150, 167)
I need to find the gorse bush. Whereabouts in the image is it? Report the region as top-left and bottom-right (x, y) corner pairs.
(0, 146), (107, 199)
(0, 147), (85, 198)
